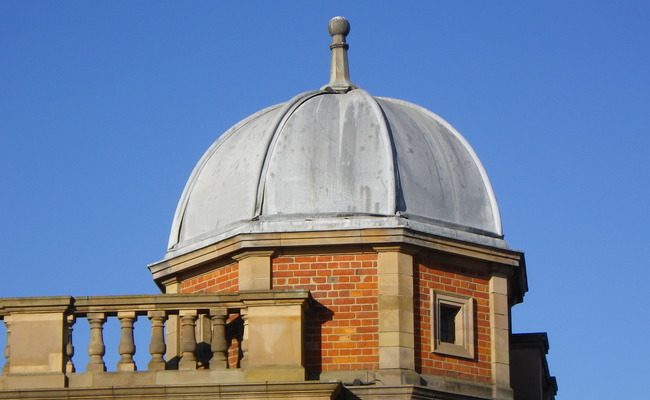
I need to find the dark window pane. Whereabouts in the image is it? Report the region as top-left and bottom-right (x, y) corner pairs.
(440, 305), (460, 343)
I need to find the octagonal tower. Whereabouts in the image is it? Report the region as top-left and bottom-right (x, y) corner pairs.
(149, 17), (530, 400)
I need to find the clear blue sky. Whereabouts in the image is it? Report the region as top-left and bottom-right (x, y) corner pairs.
(1, 2), (649, 398)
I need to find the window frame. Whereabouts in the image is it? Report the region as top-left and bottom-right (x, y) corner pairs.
(432, 290), (475, 359)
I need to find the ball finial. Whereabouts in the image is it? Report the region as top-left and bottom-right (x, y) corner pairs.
(322, 16), (357, 92)
(328, 16), (350, 37)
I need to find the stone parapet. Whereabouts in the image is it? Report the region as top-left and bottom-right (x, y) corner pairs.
(0, 291), (311, 390)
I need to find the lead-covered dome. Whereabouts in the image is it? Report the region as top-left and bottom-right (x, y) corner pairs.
(166, 17), (504, 258)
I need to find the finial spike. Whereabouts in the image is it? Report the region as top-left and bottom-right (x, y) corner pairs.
(321, 16), (357, 93)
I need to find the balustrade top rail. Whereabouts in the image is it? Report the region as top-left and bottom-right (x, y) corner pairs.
(0, 290), (312, 318)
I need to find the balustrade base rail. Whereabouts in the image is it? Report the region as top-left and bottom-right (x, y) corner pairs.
(0, 381), (343, 400)
(0, 367), (306, 390)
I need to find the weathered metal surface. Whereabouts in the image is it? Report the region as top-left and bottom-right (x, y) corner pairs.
(166, 88), (503, 258)
(376, 97), (501, 237)
(262, 90), (395, 217)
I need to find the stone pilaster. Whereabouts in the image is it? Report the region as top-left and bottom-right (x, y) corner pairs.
(374, 246), (419, 385)
(161, 276), (181, 294)
(1, 297), (72, 383)
(240, 296), (308, 382)
(233, 250), (275, 291)
(490, 271), (513, 400)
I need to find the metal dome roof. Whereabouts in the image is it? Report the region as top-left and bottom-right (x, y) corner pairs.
(165, 17), (505, 258)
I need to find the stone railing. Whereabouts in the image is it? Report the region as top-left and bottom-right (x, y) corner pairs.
(0, 291), (311, 390)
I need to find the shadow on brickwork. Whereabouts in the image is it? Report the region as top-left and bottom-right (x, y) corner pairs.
(305, 301), (334, 380)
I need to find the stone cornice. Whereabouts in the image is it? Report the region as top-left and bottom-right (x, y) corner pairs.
(149, 228), (523, 287)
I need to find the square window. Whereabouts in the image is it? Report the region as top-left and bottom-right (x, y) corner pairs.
(432, 290), (475, 359)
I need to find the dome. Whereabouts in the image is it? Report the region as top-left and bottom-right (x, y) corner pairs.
(166, 17), (505, 258)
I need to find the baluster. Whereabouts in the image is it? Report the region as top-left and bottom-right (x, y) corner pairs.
(178, 310), (197, 370)
(86, 313), (106, 372)
(209, 309), (228, 370)
(240, 310), (249, 368)
(117, 312), (137, 371)
(147, 311), (167, 371)
(65, 315), (75, 373)
(2, 317), (10, 375)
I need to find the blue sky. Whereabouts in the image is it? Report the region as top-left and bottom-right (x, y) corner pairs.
(1, 2), (649, 398)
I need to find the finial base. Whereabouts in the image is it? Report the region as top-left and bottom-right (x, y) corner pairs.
(320, 83), (359, 93)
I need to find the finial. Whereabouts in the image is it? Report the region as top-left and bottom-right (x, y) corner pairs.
(321, 16), (358, 93)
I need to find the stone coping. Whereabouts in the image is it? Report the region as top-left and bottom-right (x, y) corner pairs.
(0, 290), (313, 316)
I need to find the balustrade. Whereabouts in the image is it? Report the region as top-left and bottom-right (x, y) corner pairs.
(86, 312), (107, 372)
(117, 311), (137, 371)
(178, 310), (198, 370)
(0, 291), (310, 389)
(2, 318), (10, 375)
(210, 309), (228, 370)
(240, 310), (250, 369)
(147, 310), (166, 371)
(65, 314), (75, 373)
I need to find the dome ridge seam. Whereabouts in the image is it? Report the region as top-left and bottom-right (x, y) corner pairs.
(253, 90), (328, 217)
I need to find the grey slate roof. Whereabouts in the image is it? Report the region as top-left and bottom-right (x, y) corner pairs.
(166, 88), (505, 258)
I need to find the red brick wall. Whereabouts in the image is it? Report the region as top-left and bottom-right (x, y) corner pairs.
(181, 263), (239, 293)
(178, 251), (493, 383)
(414, 259), (492, 384)
(272, 253), (379, 374)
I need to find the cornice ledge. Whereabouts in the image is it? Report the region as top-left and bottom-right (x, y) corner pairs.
(149, 228), (522, 286)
